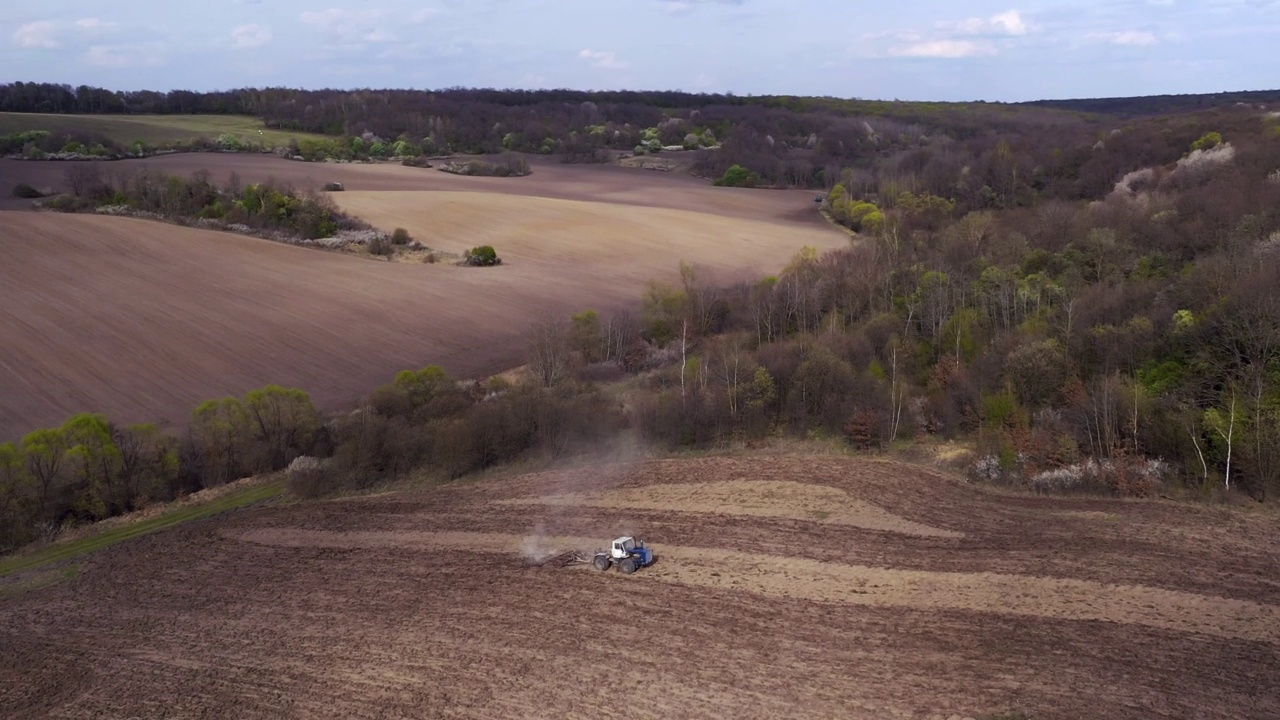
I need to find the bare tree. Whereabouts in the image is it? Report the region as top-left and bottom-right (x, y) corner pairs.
(64, 163), (105, 198)
(604, 311), (640, 365)
(716, 340), (746, 418)
(679, 318), (690, 404)
(1210, 389), (1237, 490)
(527, 315), (571, 387)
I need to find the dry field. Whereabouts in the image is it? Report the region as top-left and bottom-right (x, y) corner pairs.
(2, 452), (1277, 719)
(0, 156), (842, 440)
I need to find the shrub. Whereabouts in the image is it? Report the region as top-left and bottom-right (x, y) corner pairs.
(45, 194), (86, 212)
(1190, 131), (1223, 152)
(402, 155), (432, 168)
(199, 202), (227, 220)
(12, 183), (42, 199)
(465, 245), (501, 266)
(322, 181), (344, 192)
(285, 456), (336, 499)
(368, 236), (395, 257)
(714, 164), (760, 188)
(438, 155), (530, 177)
(391, 227), (412, 245)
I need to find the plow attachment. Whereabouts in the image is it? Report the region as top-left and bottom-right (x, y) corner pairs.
(530, 551), (593, 568)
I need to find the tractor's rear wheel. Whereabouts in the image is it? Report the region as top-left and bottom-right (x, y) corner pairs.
(619, 557), (638, 574)
(593, 555), (611, 572)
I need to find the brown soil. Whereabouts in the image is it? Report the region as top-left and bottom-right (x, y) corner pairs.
(2, 453), (1277, 719)
(0, 154), (829, 226)
(0, 156), (842, 440)
(496, 479), (963, 537)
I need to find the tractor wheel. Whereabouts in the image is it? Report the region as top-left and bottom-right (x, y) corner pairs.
(593, 555), (611, 572)
(619, 557), (638, 575)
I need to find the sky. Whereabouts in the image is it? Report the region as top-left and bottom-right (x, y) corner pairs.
(3, 0), (1278, 102)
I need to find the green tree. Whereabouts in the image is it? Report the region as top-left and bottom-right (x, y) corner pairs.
(0, 442), (32, 549)
(63, 413), (121, 520)
(21, 427), (67, 520)
(715, 164), (757, 188)
(114, 423), (179, 508)
(376, 366), (470, 420)
(191, 397), (251, 486)
(244, 386), (320, 470)
(860, 209), (885, 234)
(1190, 132), (1223, 152)
(940, 308), (981, 363)
(744, 366), (778, 411)
(641, 281), (687, 347)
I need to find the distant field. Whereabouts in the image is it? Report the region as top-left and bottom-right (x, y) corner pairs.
(0, 157), (844, 440)
(0, 112), (330, 146)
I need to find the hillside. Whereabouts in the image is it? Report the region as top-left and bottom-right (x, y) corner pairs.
(0, 163), (843, 441)
(2, 451), (1276, 719)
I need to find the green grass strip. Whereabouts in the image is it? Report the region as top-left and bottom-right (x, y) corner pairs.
(0, 480), (284, 578)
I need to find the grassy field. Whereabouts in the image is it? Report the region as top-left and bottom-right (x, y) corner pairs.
(0, 478), (284, 579)
(0, 112), (331, 147)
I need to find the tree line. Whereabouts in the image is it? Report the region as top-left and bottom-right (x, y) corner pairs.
(47, 165), (364, 240)
(0, 386), (319, 551)
(8, 82), (1276, 202)
(1, 82), (1099, 182)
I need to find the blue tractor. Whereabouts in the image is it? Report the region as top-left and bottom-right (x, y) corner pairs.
(592, 536), (654, 574)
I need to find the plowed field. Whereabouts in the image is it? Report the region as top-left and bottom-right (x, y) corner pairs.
(0, 156), (842, 440)
(3, 454), (1277, 719)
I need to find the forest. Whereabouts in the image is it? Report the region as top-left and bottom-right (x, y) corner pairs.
(2, 81), (1279, 550)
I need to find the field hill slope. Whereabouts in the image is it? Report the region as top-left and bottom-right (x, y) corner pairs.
(0, 186), (842, 440)
(2, 452), (1276, 719)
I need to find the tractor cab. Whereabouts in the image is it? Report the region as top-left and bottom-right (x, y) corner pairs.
(610, 536), (640, 560)
(594, 536), (655, 574)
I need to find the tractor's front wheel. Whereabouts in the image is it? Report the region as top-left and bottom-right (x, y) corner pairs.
(619, 557), (638, 574)
(593, 555), (611, 572)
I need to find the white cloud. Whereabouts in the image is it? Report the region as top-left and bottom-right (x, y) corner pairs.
(990, 10), (1029, 35)
(411, 8), (440, 23)
(1113, 30), (1159, 46)
(861, 8), (1034, 60)
(13, 21), (59, 49)
(943, 9), (1031, 36)
(1089, 30), (1159, 46)
(889, 40), (997, 58)
(579, 48), (628, 69)
(85, 42), (168, 68)
(301, 8), (391, 45)
(658, 0), (742, 12)
(76, 18), (102, 30)
(301, 8), (346, 30)
(231, 24), (272, 49)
